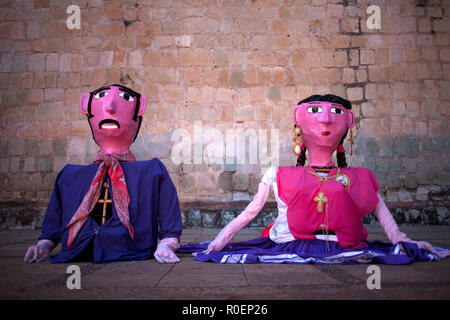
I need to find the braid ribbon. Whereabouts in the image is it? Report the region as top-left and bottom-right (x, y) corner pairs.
(300, 142), (306, 151)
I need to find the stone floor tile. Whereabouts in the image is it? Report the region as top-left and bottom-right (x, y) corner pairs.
(157, 259), (248, 288)
(0, 258), (89, 297)
(170, 258), (244, 274)
(1, 227), (449, 300)
(81, 259), (172, 288)
(157, 273), (249, 288)
(335, 263), (446, 284)
(244, 263), (339, 286)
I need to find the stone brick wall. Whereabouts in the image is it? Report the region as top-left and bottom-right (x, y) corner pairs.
(0, 0), (449, 229)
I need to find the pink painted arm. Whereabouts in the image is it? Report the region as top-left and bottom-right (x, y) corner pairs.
(375, 193), (411, 244)
(375, 193), (448, 257)
(203, 182), (270, 253)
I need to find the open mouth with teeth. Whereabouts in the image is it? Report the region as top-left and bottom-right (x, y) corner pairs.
(99, 119), (120, 130)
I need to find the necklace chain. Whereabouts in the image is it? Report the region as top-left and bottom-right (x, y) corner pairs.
(305, 166), (341, 181)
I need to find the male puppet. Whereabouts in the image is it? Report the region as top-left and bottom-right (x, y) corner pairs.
(24, 84), (182, 263)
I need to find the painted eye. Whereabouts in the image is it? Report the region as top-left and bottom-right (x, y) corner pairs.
(119, 92), (134, 102)
(331, 107), (344, 114)
(94, 91), (109, 99)
(307, 106), (323, 113)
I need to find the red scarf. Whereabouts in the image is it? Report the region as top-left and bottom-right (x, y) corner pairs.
(66, 150), (136, 248)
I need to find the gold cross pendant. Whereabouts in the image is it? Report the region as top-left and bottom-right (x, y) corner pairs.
(313, 191), (328, 213)
(96, 182), (112, 225)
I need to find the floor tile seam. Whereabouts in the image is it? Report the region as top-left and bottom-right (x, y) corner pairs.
(152, 279), (450, 291)
(153, 263), (175, 288)
(7, 279), (450, 292)
(375, 281), (450, 289)
(312, 265), (364, 285)
(121, 282), (355, 291)
(241, 264), (251, 287)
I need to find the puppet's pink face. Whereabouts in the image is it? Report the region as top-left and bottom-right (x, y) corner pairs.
(293, 101), (354, 150)
(80, 85), (146, 154)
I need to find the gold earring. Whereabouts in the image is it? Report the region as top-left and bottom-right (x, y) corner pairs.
(347, 128), (354, 156)
(293, 125), (302, 156)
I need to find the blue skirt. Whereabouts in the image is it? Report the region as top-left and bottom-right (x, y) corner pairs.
(177, 236), (449, 265)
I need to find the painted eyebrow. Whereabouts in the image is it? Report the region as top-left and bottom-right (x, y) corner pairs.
(306, 102), (343, 107)
(91, 86), (111, 95)
(118, 87), (137, 97)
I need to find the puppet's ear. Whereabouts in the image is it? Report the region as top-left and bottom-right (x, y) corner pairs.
(137, 94), (147, 117)
(80, 92), (90, 115)
(346, 109), (355, 129)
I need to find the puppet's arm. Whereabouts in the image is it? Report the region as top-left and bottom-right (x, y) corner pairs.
(24, 239), (57, 263)
(202, 181), (270, 253)
(375, 193), (411, 244)
(153, 160), (183, 263)
(375, 193), (445, 257)
(25, 168), (65, 263)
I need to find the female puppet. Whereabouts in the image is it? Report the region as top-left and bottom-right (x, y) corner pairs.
(178, 94), (449, 264)
(24, 84), (182, 264)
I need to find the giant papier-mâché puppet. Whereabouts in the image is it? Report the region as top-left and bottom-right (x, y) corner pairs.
(178, 94), (449, 265)
(25, 84), (182, 263)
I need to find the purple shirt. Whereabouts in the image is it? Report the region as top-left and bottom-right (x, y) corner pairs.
(39, 158), (182, 263)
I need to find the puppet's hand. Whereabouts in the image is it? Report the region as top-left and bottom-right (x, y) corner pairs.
(24, 240), (55, 263)
(403, 240), (448, 258)
(154, 238), (180, 263)
(203, 237), (228, 254)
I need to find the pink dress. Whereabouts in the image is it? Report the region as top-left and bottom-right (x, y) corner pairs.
(276, 166), (379, 249)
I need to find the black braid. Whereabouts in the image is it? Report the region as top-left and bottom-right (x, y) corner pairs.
(296, 146), (307, 167)
(336, 129), (348, 168)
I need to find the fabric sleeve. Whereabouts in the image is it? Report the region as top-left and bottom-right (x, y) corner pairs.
(261, 166), (277, 185)
(235, 166), (273, 219)
(158, 237), (179, 250)
(375, 193), (411, 244)
(38, 166), (67, 245)
(240, 166), (274, 220)
(210, 181), (270, 245)
(157, 160), (183, 241)
(242, 181), (270, 218)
